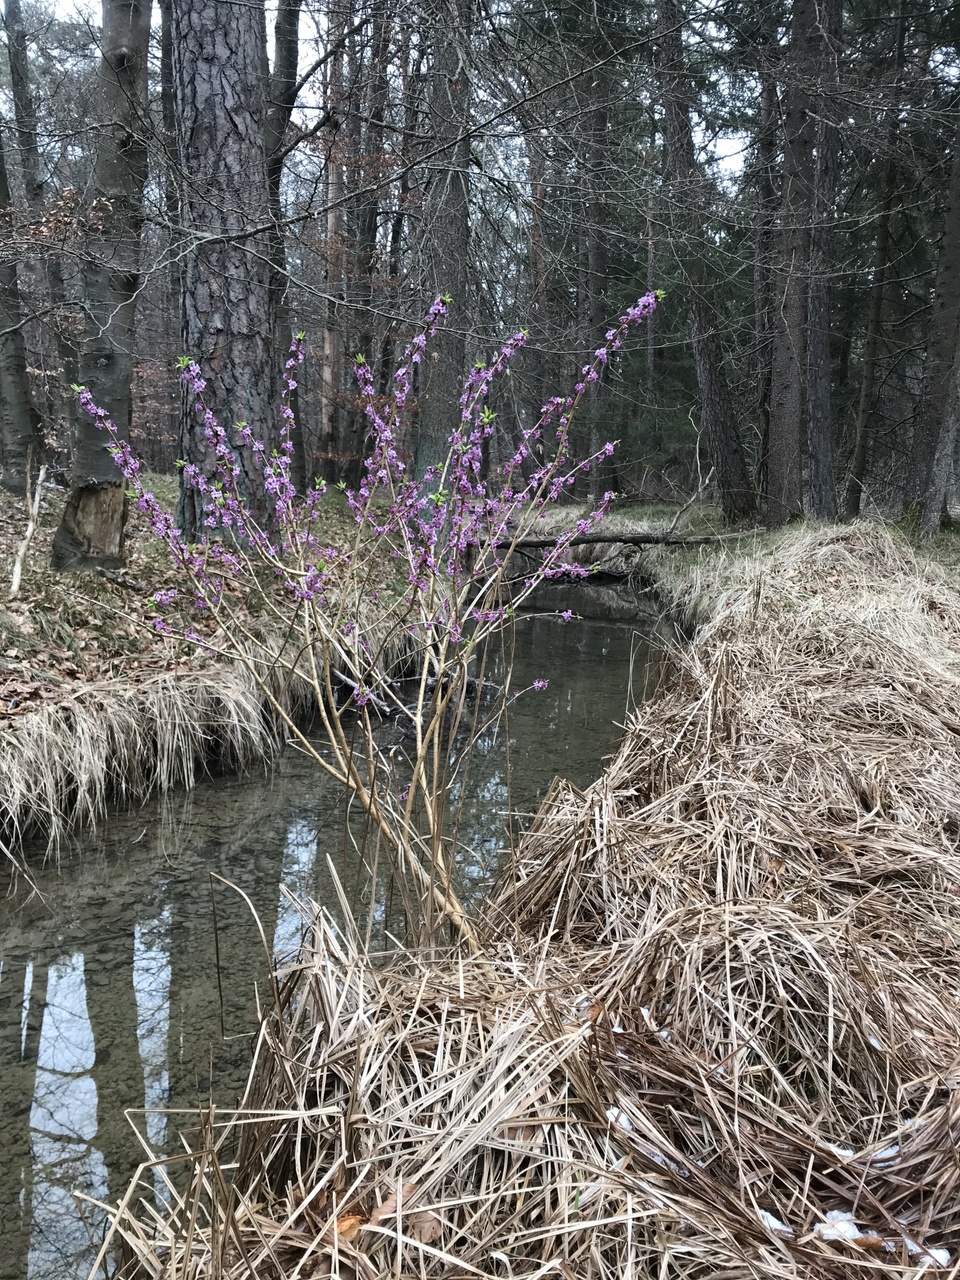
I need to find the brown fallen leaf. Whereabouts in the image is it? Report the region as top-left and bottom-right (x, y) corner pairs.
(322, 1214), (366, 1243)
(368, 1181), (419, 1225)
(410, 1209), (443, 1244)
(367, 1182), (443, 1244)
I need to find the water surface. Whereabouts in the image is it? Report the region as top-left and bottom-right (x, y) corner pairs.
(0, 612), (660, 1279)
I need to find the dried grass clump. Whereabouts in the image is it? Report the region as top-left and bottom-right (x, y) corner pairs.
(0, 662), (280, 859)
(1, 592), (417, 861)
(95, 524), (960, 1278)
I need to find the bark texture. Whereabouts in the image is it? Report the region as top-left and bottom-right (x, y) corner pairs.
(907, 113), (960, 532)
(51, 0), (151, 569)
(656, 0), (756, 524)
(172, 0), (275, 539)
(414, 0), (472, 480)
(0, 129), (44, 492)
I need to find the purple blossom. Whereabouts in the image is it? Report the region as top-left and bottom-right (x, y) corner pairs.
(72, 291), (660, 735)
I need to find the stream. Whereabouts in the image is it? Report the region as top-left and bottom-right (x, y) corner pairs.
(0, 610), (662, 1280)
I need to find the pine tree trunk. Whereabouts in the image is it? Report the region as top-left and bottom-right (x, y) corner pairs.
(804, 0), (841, 520)
(51, 0), (151, 569)
(843, 0), (906, 520)
(656, 0), (756, 524)
(0, 131), (43, 492)
(414, 0), (472, 480)
(907, 114), (960, 532)
(765, 0), (817, 529)
(752, 61), (779, 489)
(172, 0), (276, 540)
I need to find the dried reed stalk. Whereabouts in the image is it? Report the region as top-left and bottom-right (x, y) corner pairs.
(91, 525), (960, 1278)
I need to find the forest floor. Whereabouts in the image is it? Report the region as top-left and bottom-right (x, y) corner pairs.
(99, 519), (960, 1280)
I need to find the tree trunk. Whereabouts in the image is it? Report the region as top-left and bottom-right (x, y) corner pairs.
(584, 59), (611, 500)
(844, 191), (893, 518)
(3, 0), (71, 461)
(345, 4), (390, 488)
(172, 0), (276, 540)
(51, 0), (152, 569)
(804, 0), (841, 520)
(265, 0), (307, 492)
(84, 908), (146, 1207)
(765, 0), (817, 529)
(320, 25), (346, 486)
(923, 347), (960, 532)
(655, 0), (756, 524)
(906, 113), (960, 532)
(414, 0), (472, 480)
(0, 959), (47, 1278)
(0, 130), (44, 492)
(752, 58), (779, 487)
(843, 0), (906, 519)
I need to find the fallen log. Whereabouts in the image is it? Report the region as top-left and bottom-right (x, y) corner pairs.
(498, 529), (752, 550)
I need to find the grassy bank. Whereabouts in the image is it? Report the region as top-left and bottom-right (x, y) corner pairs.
(0, 486), (713, 859)
(0, 481), (411, 859)
(97, 521), (960, 1279)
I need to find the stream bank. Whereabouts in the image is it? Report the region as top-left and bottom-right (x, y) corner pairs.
(100, 522), (960, 1280)
(0, 482), (690, 859)
(0, 609), (663, 1280)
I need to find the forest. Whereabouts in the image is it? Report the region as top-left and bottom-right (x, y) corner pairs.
(7, 3), (960, 1276)
(1, 0), (958, 557)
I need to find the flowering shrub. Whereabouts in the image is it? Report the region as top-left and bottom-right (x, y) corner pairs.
(76, 292), (658, 945)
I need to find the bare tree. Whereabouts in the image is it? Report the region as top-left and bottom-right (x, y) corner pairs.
(51, 0), (152, 569)
(0, 129), (44, 491)
(413, 0), (473, 479)
(656, 0), (756, 523)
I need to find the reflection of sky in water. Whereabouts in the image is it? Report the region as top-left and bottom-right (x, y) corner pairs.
(0, 613), (660, 1279)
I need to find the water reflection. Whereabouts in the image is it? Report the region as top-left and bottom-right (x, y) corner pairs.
(0, 613), (660, 1278)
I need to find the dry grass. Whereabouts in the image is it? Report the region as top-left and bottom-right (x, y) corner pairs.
(91, 523), (960, 1278)
(0, 482), (415, 858)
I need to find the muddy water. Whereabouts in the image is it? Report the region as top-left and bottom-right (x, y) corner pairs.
(0, 611), (661, 1279)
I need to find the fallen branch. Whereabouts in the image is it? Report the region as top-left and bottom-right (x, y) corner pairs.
(499, 528), (754, 550)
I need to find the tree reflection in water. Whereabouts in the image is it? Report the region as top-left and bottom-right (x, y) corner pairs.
(0, 612), (659, 1279)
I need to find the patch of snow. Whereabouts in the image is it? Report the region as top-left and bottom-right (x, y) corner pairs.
(606, 1107), (633, 1132)
(902, 1237), (951, 1266)
(871, 1144), (899, 1163)
(759, 1209), (794, 1238)
(823, 1143), (855, 1160)
(813, 1211), (864, 1243)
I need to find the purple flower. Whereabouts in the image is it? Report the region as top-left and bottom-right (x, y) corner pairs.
(532, 678), (549, 691)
